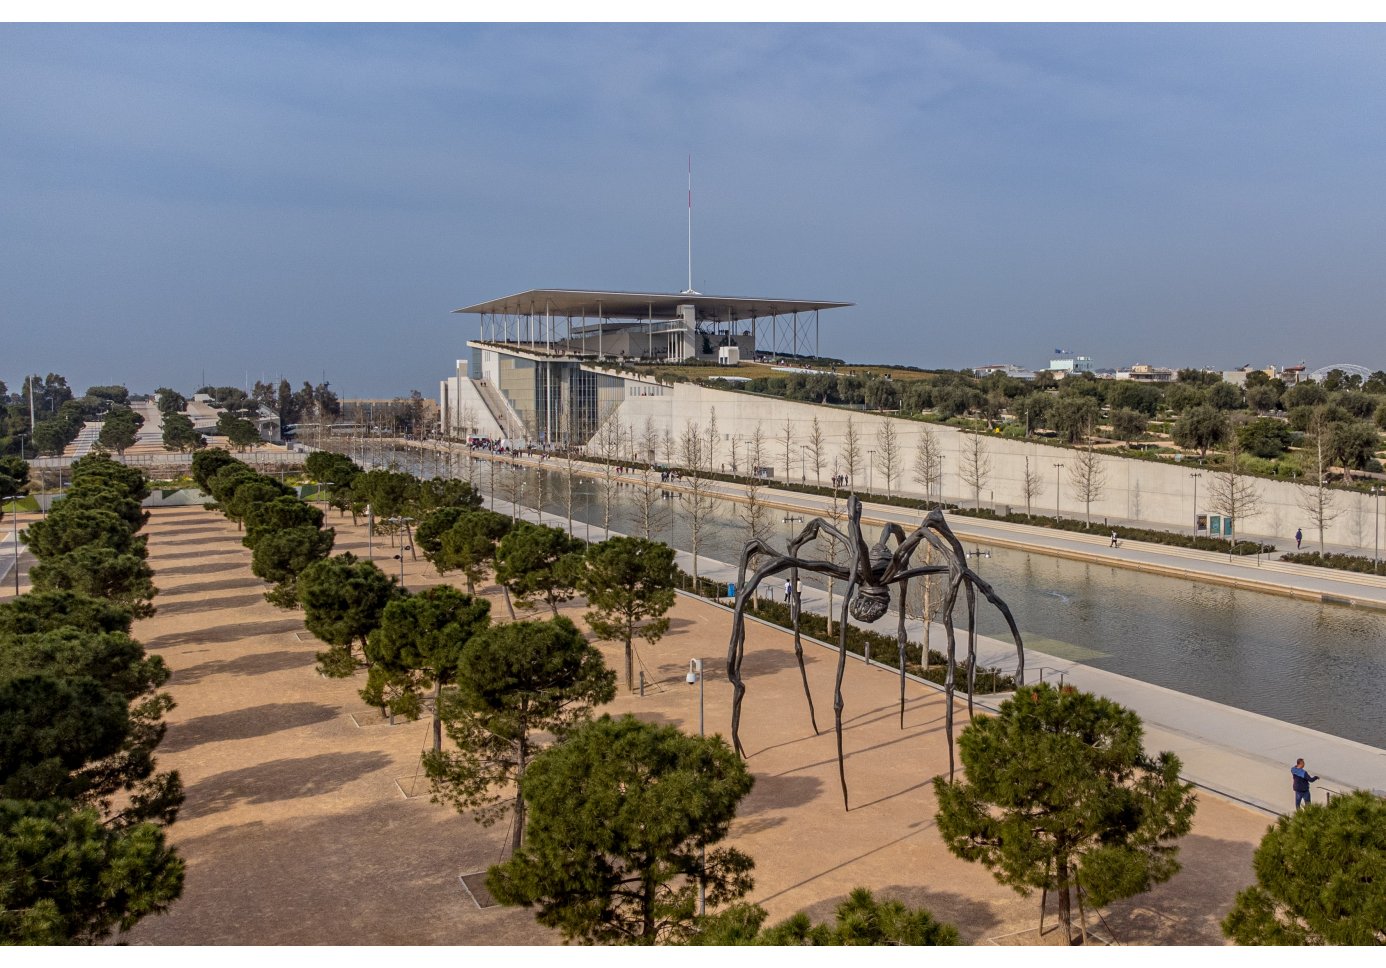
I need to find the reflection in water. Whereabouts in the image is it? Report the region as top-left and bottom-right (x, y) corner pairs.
(388, 449), (1386, 747)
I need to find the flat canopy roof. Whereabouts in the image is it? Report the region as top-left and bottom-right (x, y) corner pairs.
(454, 289), (852, 322)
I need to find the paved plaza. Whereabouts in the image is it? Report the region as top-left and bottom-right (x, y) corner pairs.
(109, 505), (1281, 945)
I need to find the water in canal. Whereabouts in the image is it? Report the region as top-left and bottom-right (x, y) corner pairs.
(385, 448), (1386, 748)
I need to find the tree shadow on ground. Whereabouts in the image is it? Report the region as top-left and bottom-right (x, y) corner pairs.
(162, 701), (339, 753)
(171, 649), (312, 685)
(144, 618), (303, 649)
(736, 772), (824, 815)
(155, 592), (270, 615)
(153, 547), (244, 563)
(180, 751), (393, 820)
(1098, 830), (1257, 945)
(158, 576), (262, 597)
(127, 794), (552, 945)
(149, 525), (225, 539)
(154, 560), (243, 578)
(156, 534), (245, 547)
(869, 883), (1007, 945)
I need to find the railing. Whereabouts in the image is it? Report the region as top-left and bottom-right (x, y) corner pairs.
(1031, 666), (1068, 689)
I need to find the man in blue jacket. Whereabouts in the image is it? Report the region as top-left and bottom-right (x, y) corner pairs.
(1291, 758), (1318, 810)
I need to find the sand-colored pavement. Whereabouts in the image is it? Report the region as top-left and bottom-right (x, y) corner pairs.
(117, 503), (1274, 945)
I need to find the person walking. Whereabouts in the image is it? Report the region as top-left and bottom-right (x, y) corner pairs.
(783, 578), (792, 603)
(1110, 530), (1119, 548)
(1295, 527), (1303, 550)
(1291, 758), (1318, 810)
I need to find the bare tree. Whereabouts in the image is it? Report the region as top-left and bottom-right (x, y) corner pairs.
(1067, 437), (1108, 526)
(496, 459), (528, 524)
(640, 416), (660, 465)
(706, 407), (720, 472)
(958, 432), (991, 509)
(661, 426), (675, 466)
(807, 416), (826, 484)
(874, 420), (901, 497)
(1297, 411), (1341, 554)
(779, 417), (797, 481)
(738, 424), (773, 544)
(559, 445), (580, 536)
(912, 427), (944, 507)
(632, 464), (671, 540)
(841, 415), (861, 488)
(591, 417), (623, 534)
(728, 434), (741, 476)
(1021, 454), (1045, 519)
(1207, 434), (1262, 550)
(678, 420), (719, 585)
(820, 483), (847, 637)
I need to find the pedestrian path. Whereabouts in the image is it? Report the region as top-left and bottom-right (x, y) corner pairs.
(489, 490), (1386, 820)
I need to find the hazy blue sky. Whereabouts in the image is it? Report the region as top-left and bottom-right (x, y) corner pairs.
(3, 24), (1385, 397)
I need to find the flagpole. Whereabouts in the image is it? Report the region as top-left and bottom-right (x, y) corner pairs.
(686, 154), (693, 294)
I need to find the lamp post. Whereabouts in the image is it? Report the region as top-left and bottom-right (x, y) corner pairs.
(1190, 472), (1202, 537)
(868, 449), (875, 493)
(1372, 485), (1381, 574)
(799, 444), (807, 481)
(4, 496), (21, 595)
(392, 542), (411, 589)
(1052, 463), (1063, 520)
(685, 658), (705, 916)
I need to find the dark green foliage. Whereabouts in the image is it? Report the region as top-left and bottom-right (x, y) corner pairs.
(933, 684), (1196, 944)
(352, 468), (416, 519)
(297, 553), (406, 676)
(1051, 396), (1100, 443)
(242, 495), (325, 549)
(581, 536), (676, 692)
(23, 508), (147, 561)
(435, 510), (511, 593)
(425, 616), (615, 847)
(1329, 420), (1381, 476)
(160, 413), (203, 452)
(1207, 381), (1245, 411)
(190, 448), (240, 492)
(1109, 408), (1148, 441)
(56, 481), (149, 534)
(154, 387), (187, 415)
(96, 406), (143, 456)
(1172, 404), (1230, 458)
(220, 477), (291, 532)
(1222, 790), (1386, 945)
(0, 591), (133, 636)
(30, 547), (158, 619)
(487, 715), (755, 945)
(1280, 551), (1384, 575)
(251, 526), (336, 607)
(0, 799), (184, 944)
(1104, 381), (1163, 417)
(414, 506), (468, 562)
(0, 455), (29, 504)
(1283, 380), (1329, 409)
(690, 888), (962, 945)
(411, 477), (484, 514)
(303, 451), (360, 492)
(84, 386), (129, 407)
(361, 586), (490, 745)
(955, 507), (1275, 554)
(216, 411), (261, 450)
(495, 522), (585, 616)
(0, 628), (180, 825)
(1237, 417), (1293, 458)
(70, 454), (150, 503)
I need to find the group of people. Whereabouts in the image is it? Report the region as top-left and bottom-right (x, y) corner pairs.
(829, 474), (850, 488)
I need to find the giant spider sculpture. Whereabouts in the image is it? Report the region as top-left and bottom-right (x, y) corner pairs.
(725, 495), (1025, 809)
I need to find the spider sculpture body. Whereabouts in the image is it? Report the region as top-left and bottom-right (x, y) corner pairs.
(725, 494), (1024, 809)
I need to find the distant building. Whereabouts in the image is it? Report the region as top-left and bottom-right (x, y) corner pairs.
(973, 364), (1035, 380)
(1048, 353), (1094, 374)
(1115, 364), (1177, 383)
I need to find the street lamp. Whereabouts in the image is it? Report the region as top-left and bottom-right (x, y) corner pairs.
(392, 543), (411, 589)
(799, 444), (807, 481)
(1052, 463), (1064, 520)
(1189, 472), (1202, 537)
(685, 658), (705, 916)
(4, 496), (22, 595)
(867, 449), (875, 493)
(1372, 485), (1381, 574)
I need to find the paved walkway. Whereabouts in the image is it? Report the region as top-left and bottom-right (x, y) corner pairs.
(490, 486), (1386, 821)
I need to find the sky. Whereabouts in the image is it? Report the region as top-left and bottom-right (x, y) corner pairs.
(3, 23), (1386, 398)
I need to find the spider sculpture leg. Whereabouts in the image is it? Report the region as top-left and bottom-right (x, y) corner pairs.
(897, 578), (909, 729)
(725, 539), (850, 759)
(833, 555), (861, 811)
(785, 518), (856, 735)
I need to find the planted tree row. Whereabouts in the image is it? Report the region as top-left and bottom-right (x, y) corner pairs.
(1, 454), (183, 943)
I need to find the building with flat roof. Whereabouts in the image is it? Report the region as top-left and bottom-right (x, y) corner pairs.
(444, 288), (851, 446)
